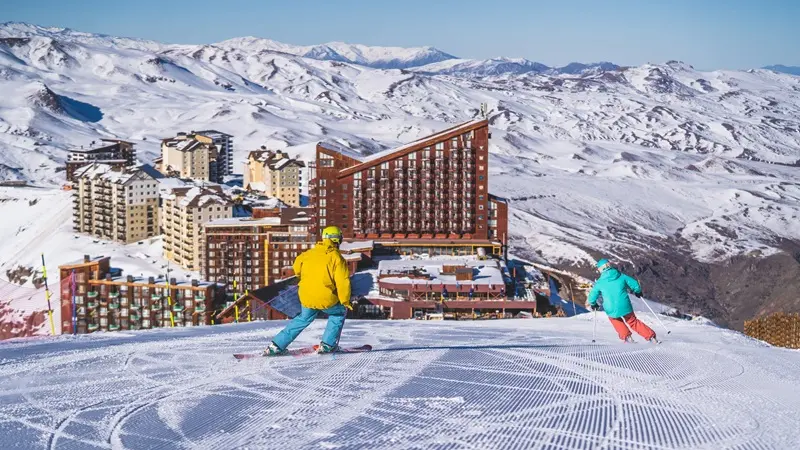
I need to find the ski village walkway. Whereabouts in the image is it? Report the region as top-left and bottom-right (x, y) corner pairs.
(1, 315), (799, 449)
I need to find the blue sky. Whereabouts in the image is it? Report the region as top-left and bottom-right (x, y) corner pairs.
(2, 0), (798, 69)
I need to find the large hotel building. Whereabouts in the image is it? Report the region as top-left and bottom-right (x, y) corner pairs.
(310, 119), (508, 256)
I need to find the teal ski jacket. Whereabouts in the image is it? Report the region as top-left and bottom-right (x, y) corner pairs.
(588, 268), (642, 319)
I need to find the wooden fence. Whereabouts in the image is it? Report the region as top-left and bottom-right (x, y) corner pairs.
(744, 312), (800, 349)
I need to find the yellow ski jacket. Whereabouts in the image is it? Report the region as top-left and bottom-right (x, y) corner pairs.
(292, 240), (352, 310)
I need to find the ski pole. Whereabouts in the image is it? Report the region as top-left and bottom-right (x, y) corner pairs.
(640, 295), (671, 335)
(592, 309), (597, 343)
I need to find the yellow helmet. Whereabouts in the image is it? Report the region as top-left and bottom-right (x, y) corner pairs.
(322, 225), (343, 244)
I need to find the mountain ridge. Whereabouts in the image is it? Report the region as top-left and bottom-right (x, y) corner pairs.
(1, 22), (800, 329)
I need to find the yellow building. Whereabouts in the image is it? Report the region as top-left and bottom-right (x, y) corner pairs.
(243, 148), (305, 206)
(161, 133), (220, 183)
(161, 185), (232, 270)
(72, 163), (160, 243)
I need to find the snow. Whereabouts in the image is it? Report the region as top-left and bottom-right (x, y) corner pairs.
(339, 240), (374, 252)
(1, 316), (799, 448)
(354, 118), (486, 165)
(205, 216), (281, 227)
(378, 258), (505, 286)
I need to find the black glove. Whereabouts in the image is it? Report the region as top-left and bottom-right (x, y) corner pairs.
(590, 304), (601, 311)
(634, 292), (643, 298)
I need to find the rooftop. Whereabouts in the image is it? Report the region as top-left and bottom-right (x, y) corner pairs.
(378, 257), (504, 286)
(317, 140), (364, 162)
(339, 119), (488, 176)
(205, 216), (283, 227)
(164, 185), (230, 209)
(340, 240), (374, 252)
(73, 163), (158, 185)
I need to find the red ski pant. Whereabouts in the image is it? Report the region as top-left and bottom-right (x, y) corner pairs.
(608, 312), (655, 341)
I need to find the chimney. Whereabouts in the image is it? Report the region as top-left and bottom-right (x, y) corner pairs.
(170, 277), (176, 286)
(84, 255), (90, 263)
(105, 273), (112, 280)
(192, 280), (199, 287)
(148, 276), (155, 284)
(127, 275), (133, 282)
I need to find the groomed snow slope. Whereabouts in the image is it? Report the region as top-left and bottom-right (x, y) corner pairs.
(1, 316), (799, 449)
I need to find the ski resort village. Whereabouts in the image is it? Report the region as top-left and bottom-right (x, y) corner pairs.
(1, 17), (800, 450)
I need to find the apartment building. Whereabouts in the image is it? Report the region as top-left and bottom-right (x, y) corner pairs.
(65, 139), (137, 182)
(161, 185), (233, 270)
(72, 163), (160, 243)
(194, 130), (234, 178)
(202, 208), (315, 294)
(160, 133), (220, 183)
(58, 255), (225, 334)
(243, 148), (305, 206)
(309, 119), (508, 257)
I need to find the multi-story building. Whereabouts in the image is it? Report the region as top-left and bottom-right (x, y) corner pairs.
(72, 163), (160, 243)
(161, 185), (233, 270)
(309, 119), (509, 257)
(195, 130), (234, 179)
(201, 208), (316, 294)
(58, 255), (225, 334)
(160, 133), (220, 183)
(65, 139), (137, 182)
(243, 148), (306, 206)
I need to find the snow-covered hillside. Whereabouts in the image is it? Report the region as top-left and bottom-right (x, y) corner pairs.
(1, 22), (800, 330)
(1, 316), (799, 449)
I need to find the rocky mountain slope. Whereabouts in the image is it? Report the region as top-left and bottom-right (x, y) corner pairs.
(1, 22), (799, 329)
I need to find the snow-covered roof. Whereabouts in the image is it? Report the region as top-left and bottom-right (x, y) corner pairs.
(378, 258), (504, 286)
(163, 185), (230, 209)
(246, 181), (267, 192)
(342, 252), (362, 262)
(205, 217), (282, 227)
(318, 140), (364, 161)
(73, 163), (158, 185)
(359, 119), (486, 164)
(340, 240), (374, 252)
(195, 129), (232, 138)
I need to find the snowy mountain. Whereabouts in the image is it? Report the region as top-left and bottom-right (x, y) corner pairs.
(762, 64), (800, 76)
(414, 58), (620, 77)
(1, 22), (800, 330)
(2, 317), (800, 448)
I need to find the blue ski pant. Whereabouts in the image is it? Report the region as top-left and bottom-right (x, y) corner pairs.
(272, 304), (347, 350)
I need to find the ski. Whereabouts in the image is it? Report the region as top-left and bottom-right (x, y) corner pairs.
(320, 344), (373, 354)
(233, 344), (372, 360)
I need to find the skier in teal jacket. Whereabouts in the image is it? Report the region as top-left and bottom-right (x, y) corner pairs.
(588, 259), (658, 343)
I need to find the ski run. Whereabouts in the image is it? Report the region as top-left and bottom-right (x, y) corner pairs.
(1, 314), (800, 449)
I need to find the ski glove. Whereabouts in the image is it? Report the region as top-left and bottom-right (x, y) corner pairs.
(590, 304), (601, 311)
(633, 292), (643, 298)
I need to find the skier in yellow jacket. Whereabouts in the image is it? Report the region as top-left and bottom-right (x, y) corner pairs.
(264, 226), (352, 355)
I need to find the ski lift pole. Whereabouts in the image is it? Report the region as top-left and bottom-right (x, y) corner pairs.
(640, 295), (671, 335)
(246, 289), (251, 322)
(40, 254), (56, 336)
(233, 280), (239, 323)
(165, 263), (175, 327)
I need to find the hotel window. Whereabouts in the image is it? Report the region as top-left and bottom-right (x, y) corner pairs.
(435, 143), (444, 150)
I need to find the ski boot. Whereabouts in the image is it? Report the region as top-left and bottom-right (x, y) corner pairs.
(262, 342), (286, 357)
(623, 336), (636, 344)
(648, 336), (662, 345)
(317, 342), (340, 354)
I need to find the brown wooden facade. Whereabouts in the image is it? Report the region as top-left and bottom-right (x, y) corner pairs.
(309, 120), (508, 254)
